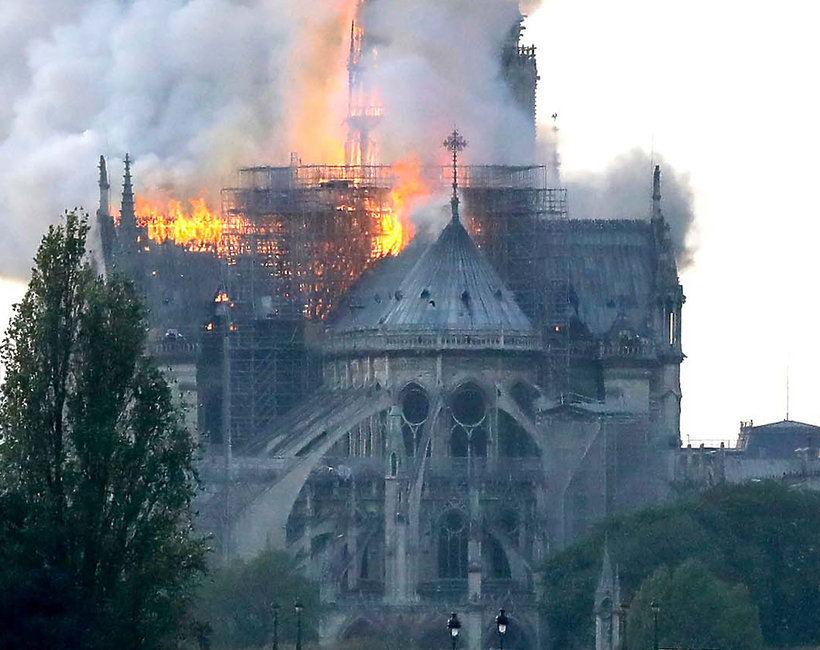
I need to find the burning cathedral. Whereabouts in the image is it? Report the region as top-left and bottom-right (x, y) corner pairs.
(94, 2), (684, 648)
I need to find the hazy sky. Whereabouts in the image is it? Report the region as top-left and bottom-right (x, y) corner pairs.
(527, 0), (820, 444)
(2, 0), (819, 444)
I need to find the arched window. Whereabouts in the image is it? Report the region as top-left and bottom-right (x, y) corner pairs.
(450, 425), (469, 458)
(402, 423), (415, 457)
(451, 383), (486, 427)
(470, 427), (488, 457)
(438, 510), (468, 579)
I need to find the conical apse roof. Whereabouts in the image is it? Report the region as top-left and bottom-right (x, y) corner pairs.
(379, 218), (533, 333)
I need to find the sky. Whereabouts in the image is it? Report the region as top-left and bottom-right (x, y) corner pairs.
(526, 0), (820, 445)
(2, 0), (819, 445)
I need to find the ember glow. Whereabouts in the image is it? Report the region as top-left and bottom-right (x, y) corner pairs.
(374, 156), (427, 257)
(135, 195), (223, 249)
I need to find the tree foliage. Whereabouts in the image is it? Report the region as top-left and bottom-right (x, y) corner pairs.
(541, 481), (820, 649)
(0, 213), (205, 648)
(195, 548), (320, 649)
(628, 559), (763, 650)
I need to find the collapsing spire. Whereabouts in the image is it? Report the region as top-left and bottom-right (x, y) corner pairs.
(443, 128), (467, 222)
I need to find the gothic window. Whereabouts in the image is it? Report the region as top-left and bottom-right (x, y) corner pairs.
(450, 383), (486, 427)
(668, 310), (677, 346)
(401, 383), (430, 425)
(438, 510), (468, 579)
(360, 546), (369, 580)
(390, 452), (398, 477)
(470, 426), (488, 457)
(451, 425), (469, 458)
(402, 423), (415, 457)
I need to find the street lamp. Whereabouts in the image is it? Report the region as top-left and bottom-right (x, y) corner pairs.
(496, 608), (509, 650)
(294, 599), (304, 650)
(270, 602), (279, 650)
(447, 612), (462, 650)
(651, 601), (660, 650)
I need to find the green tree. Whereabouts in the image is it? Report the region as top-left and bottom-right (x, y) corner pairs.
(196, 548), (320, 649)
(628, 559), (763, 650)
(541, 482), (820, 649)
(0, 213), (206, 649)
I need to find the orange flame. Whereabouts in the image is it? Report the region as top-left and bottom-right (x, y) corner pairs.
(135, 195), (224, 250)
(371, 156), (427, 257)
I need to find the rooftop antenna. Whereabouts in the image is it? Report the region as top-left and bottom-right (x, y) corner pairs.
(443, 128), (467, 223)
(786, 364), (790, 421)
(551, 112), (561, 185)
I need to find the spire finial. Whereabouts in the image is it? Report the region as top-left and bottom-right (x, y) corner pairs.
(121, 153), (136, 232)
(443, 128), (467, 222)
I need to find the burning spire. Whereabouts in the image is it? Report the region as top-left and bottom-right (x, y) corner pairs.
(443, 128), (467, 223)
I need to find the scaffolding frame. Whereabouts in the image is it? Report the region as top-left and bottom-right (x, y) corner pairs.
(211, 163), (569, 445)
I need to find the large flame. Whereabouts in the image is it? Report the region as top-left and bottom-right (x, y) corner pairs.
(135, 195), (223, 248)
(371, 156), (427, 257)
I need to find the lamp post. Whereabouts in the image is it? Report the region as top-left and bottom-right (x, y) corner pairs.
(496, 608), (509, 650)
(294, 599), (304, 650)
(651, 602), (660, 650)
(270, 602), (279, 650)
(447, 612), (462, 650)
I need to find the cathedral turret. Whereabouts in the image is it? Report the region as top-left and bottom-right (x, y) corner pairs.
(119, 153), (138, 251)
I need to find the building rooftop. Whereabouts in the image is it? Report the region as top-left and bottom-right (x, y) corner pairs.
(332, 216), (533, 334)
(738, 419), (820, 458)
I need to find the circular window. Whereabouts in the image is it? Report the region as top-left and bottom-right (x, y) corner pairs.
(450, 384), (486, 426)
(401, 384), (430, 425)
(442, 509), (466, 534)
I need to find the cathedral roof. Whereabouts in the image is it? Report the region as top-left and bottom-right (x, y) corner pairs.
(380, 218), (532, 333)
(542, 220), (658, 337)
(328, 213), (536, 353)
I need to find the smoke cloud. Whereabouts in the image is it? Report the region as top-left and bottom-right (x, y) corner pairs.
(0, 0), (356, 279)
(0, 0), (689, 283)
(361, 0), (535, 164)
(565, 149), (698, 268)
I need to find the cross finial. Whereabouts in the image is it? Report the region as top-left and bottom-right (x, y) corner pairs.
(443, 128), (467, 222)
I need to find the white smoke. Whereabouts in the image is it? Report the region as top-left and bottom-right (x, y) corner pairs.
(361, 0), (535, 164)
(0, 0), (354, 279)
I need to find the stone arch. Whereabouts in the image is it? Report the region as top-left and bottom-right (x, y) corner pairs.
(232, 390), (392, 555)
(497, 409), (540, 458)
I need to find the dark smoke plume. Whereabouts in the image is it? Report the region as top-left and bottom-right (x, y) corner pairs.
(564, 149), (697, 268)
